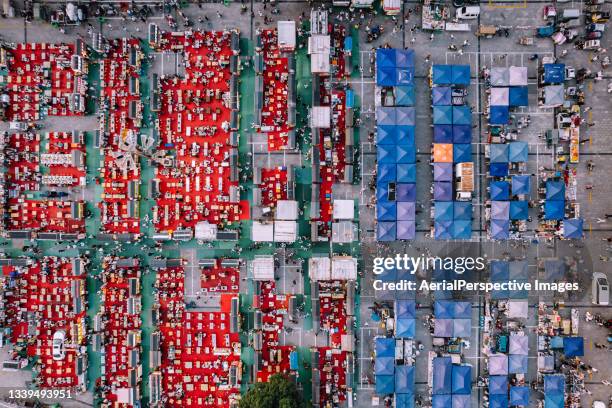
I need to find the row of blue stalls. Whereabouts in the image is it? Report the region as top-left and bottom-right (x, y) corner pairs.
(433, 300), (472, 338)
(430, 65), (474, 240)
(376, 48), (417, 241)
(431, 357), (473, 408)
(375, 337), (416, 407)
(541, 178), (584, 239)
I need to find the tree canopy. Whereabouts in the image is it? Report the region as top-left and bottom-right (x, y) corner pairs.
(239, 374), (305, 408)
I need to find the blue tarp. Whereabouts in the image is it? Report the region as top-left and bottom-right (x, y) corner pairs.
(489, 163), (509, 177)
(563, 337), (584, 357)
(452, 125), (472, 144)
(509, 261), (529, 280)
(397, 220), (416, 240)
(397, 107), (416, 125)
(377, 222), (396, 241)
(509, 86), (529, 107)
(510, 386), (530, 406)
(490, 181), (510, 201)
(434, 106), (453, 125)
(397, 68), (414, 86)
(396, 126), (416, 146)
(509, 141), (529, 163)
(434, 221), (453, 240)
(543, 63), (565, 84)
(544, 375), (565, 395)
(377, 126), (397, 145)
(512, 175), (531, 195)
(378, 144), (396, 164)
(452, 221), (472, 239)
(490, 394), (509, 408)
(490, 144), (510, 163)
(491, 219), (510, 239)
(452, 106), (472, 126)
(433, 182), (453, 201)
(377, 202), (396, 221)
(377, 107), (397, 125)
(432, 87), (452, 105)
(453, 143), (471, 163)
(452, 394), (471, 408)
(491, 260), (510, 281)
(544, 201), (565, 220)
(397, 163), (416, 183)
(396, 300), (416, 318)
(452, 65), (471, 85)
(432, 395), (452, 408)
(434, 318), (453, 337)
(435, 300), (454, 318)
(432, 65), (453, 85)
(396, 86), (416, 106)
(377, 66), (396, 86)
(397, 145), (416, 164)
(376, 338), (395, 357)
(378, 163), (396, 183)
(491, 201), (510, 220)
(489, 375), (508, 395)
(397, 202), (416, 221)
(396, 394), (415, 408)
(434, 162), (453, 182)
(434, 125), (453, 143)
(451, 365), (472, 394)
(377, 48), (396, 67)
(432, 357), (452, 394)
(397, 183), (416, 202)
(376, 374), (395, 394)
(490, 106), (509, 125)
(453, 202), (472, 221)
(510, 201), (529, 220)
(395, 365), (415, 393)
(453, 318), (471, 337)
(545, 394), (564, 408)
(396, 49), (415, 68)
(375, 356), (395, 375)
(435, 201), (454, 222)
(563, 218), (583, 239)
(453, 302), (472, 318)
(509, 354), (529, 374)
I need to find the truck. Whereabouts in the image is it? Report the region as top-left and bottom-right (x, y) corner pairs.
(455, 162), (474, 200)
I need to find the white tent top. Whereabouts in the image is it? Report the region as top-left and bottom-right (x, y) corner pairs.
(332, 256), (358, 280)
(490, 87), (510, 106)
(309, 257), (331, 281)
(274, 220), (297, 242)
(311, 53), (330, 74)
(252, 256), (275, 280)
(308, 35), (331, 55)
(194, 221), (218, 241)
(509, 66), (528, 86)
(276, 200), (298, 220)
(507, 299), (528, 318)
(332, 221), (356, 243)
(333, 199), (355, 220)
(251, 221), (274, 242)
(277, 21), (296, 50)
(310, 106), (331, 128)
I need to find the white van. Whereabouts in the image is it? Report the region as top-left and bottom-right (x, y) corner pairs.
(456, 6), (481, 19)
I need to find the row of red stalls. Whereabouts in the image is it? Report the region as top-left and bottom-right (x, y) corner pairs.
(149, 258), (241, 407)
(148, 28), (244, 241)
(0, 257), (88, 391)
(97, 38), (143, 240)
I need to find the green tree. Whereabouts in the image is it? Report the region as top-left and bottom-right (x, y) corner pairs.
(240, 374), (305, 408)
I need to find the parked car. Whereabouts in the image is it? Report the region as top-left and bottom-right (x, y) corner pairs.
(586, 23), (606, 32)
(592, 272), (609, 305)
(585, 31), (603, 39)
(52, 330), (66, 361)
(456, 6), (480, 19)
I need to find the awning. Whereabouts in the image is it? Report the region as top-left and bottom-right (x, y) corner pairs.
(546, 180), (565, 200)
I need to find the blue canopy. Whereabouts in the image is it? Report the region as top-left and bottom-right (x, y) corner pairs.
(545, 394), (564, 408)
(396, 394), (415, 408)
(452, 106), (472, 126)
(563, 218), (583, 239)
(434, 300), (454, 318)
(377, 202), (396, 221)
(432, 357), (452, 394)
(544, 201), (565, 220)
(434, 125), (453, 143)
(509, 354), (528, 374)
(377, 125), (397, 145)
(509, 86), (529, 107)
(452, 394), (471, 408)
(395, 49), (415, 68)
(432, 395), (452, 408)
(453, 143), (471, 163)
(452, 125), (472, 144)
(377, 107), (397, 125)
(397, 201), (416, 221)
(452, 221), (472, 239)
(376, 374), (395, 395)
(509, 141), (529, 163)
(376, 338), (395, 357)
(378, 144), (396, 164)
(563, 337), (584, 357)
(396, 86), (416, 106)
(453, 202), (472, 221)
(453, 318), (471, 337)
(375, 356), (395, 375)
(512, 175), (531, 196)
(490, 394), (509, 408)
(397, 68), (414, 86)
(377, 66), (396, 86)
(435, 221), (453, 240)
(432, 87), (452, 105)
(490, 106), (509, 125)
(453, 302), (472, 318)
(396, 126), (416, 146)
(434, 162), (453, 182)
(491, 261), (510, 282)
(377, 182), (389, 203)
(377, 48), (396, 67)
(491, 219), (510, 240)
(435, 201), (454, 222)
(544, 375), (565, 395)
(433, 182), (453, 201)
(490, 144), (510, 163)
(377, 221), (396, 241)
(434, 318), (454, 337)
(397, 220), (416, 240)
(489, 162), (509, 177)
(397, 183), (416, 202)
(397, 163), (416, 183)
(396, 300), (416, 318)
(397, 144), (416, 164)
(396, 107), (416, 125)
(378, 163), (396, 183)
(344, 36), (353, 53)
(491, 201), (510, 220)
(452, 65), (471, 85)
(490, 181), (510, 201)
(510, 201), (529, 220)
(543, 63), (565, 83)
(489, 375), (508, 395)
(395, 365), (415, 393)
(432, 65), (453, 85)
(434, 106), (453, 125)
(510, 386), (530, 406)
(451, 365), (472, 395)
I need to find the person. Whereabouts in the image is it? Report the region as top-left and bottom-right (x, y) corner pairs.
(529, 54), (538, 61)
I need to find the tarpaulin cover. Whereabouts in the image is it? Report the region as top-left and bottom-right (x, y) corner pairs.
(453, 318), (471, 337)
(432, 357), (452, 394)
(563, 337), (584, 357)
(490, 394), (509, 408)
(544, 260), (567, 280)
(396, 394), (415, 408)
(453, 202), (472, 221)
(396, 300), (416, 318)
(563, 218), (583, 239)
(490, 105), (509, 125)
(432, 87), (452, 106)
(509, 86), (529, 106)
(435, 202), (454, 221)
(490, 181), (510, 201)
(397, 202), (416, 221)
(375, 356), (395, 375)
(397, 163), (416, 183)
(396, 86), (416, 106)
(377, 107), (397, 125)
(452, 106), (472, 126)
(377, 202), (397, 221)
(509, 66), (528, 86)
(396, 49), (415, 68)
(377, 125), (397, 145)
(509, 141), (529, 163)
(509, 335), (529, 355)
(544, 375), (565, 395)
(432, 65), (453, 85)
(376, 338), (395, 357)
(512, 175), (531, 195)
(510, 386), (530, 406)
(544, 201), (564, 220)
(433, 182), (453, 201)
(543, 63), (565, 83)
(509, 261), (529, 280)
(452, 394), (471, 408)
(432, 395), (452, 408)
(453, 143), (472, 163)
(434, 125), (453, 143)
(396, 317), (416, 337)
(491, 219), (510, 240)
(395, 365), (415, 394)
(490, 68), (509, 86)
(488, 354), (509, 375)
(396, 107), (416, 125)
(378, 163), (396, 183)
(489, 163), (509, 177)
(453, 302), (472, 318)
(397, 183), (416, 202)
(489, 375), (508, 395)
(452, 65), (471, 85)
(433, 143), (453, 163)
(377, 66), (396, 86)
(490, 87), (509, 106)
(490, 144), (510, 163)
(434, 162), (453, 182)
(396, 126), (416, 146)
(397, 145), (416, 164)
(545, 394), (564, 408)
(378, 144), (396, 164)
(509, 354), (528, 374)
(452, 220), (472, 239)
(544, 85), (564, 106)
(377, 222), (396, 241)
(491, 201), (510, 220)
(490, 260), (509, 281)
(397, 220), (416, 240)
(451, 365), (472, 394)
(377, 182), (389, 203)
(510, 201), (529, 220)
(377, 48), (396, 67)
(376, 374), (395, 395)
(452, 125), (472, 144)
(397, 68), (414, 86)
(433, 106), (453, 125)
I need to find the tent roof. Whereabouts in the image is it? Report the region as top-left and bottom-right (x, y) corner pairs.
(452, 220), (472, 240)
(509, 86), (529, 106)
(453, 301), (472, 318)
(397, 144), (416, 164)
(375, 374), (395, 395)
(490, 181), (510, 201)
(509, 141), (529, 163)
(376, 338), (395, 357)
(490, 394), (509, 408)
(509, 335), (529, 355)
(377, 163), (396, 183)
(545, 394), (564, 408)
(397, 201), (416, 221)
(377, 144), (396, 164)
(434, 162), (453, 182)
(395, 49), (415, 68)
(453, 143), (471, 163)
(544, 85), (564, 106)
(377, 65), (396, 86)
(434, 300), (455, 318)
(396, 107), (416, 125)
(453, 318), (471, 337)
(544, 201), (565, 220)
(452, 106), (472, 125)
(397, 183), (416, 201)
(432, 87), (452, 105)
(434, 221), (453, 240)
(488, 354), (509, 375)
(544, 375), (565, 395)
(453, 202), (472, 221)
(395, 365), (415, 393)
(397, 163), (416, 183)
(377, 125), (397, 145)
(543, 63), (565, 83)
(546, 180), (565, 201)
(452, 125), (472, 144)
(451, 365), (472, 395)
(491, 219), (510, 239)
(433, 143), (453, 163)
(452, 65), (471, 85)
(396, 86), (416, 106)
(433, 395), (452, 408)
(377, 221), (396, 241)
(510, 200), (529, 220)
(490, 143), (509, 163)
(377, 202), (396, 221)
(509, 66), (528, 86)
(433, 182), (453, 201)
(490, 260), (509, 281)
(377, 48), (396, 67)
(396, 394), (415, 408)
(509, 354), (529, 374)
(563, 336), (584, 357)
(544, 259), (567, 280)
(452, 394), (471, 408)
(490, 67), (509, 86)
(491, 201), (510, 220)
(377, 107), (397, 125)
(512, 175), (531, 196)
(434, 125), (453, 143)
(432, 65), (453, 85)
(510, 386), (530, 406)
(435, 202), (454, 222)
(490, 87), (509, 106)
(432, 357), (452, 394)
(433, 105), (453, 125)
(563, 218), (583, 239)
(509, 261), (529, 280)
(489, 375), (508, 395)
(396, 317), (416, 337)
(490, 105), (509, 125)
(397, 220), (416, 239)
(375, 356), (395, 375)
(489, 162), (509, 177)
(396, 300), (416, 318)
